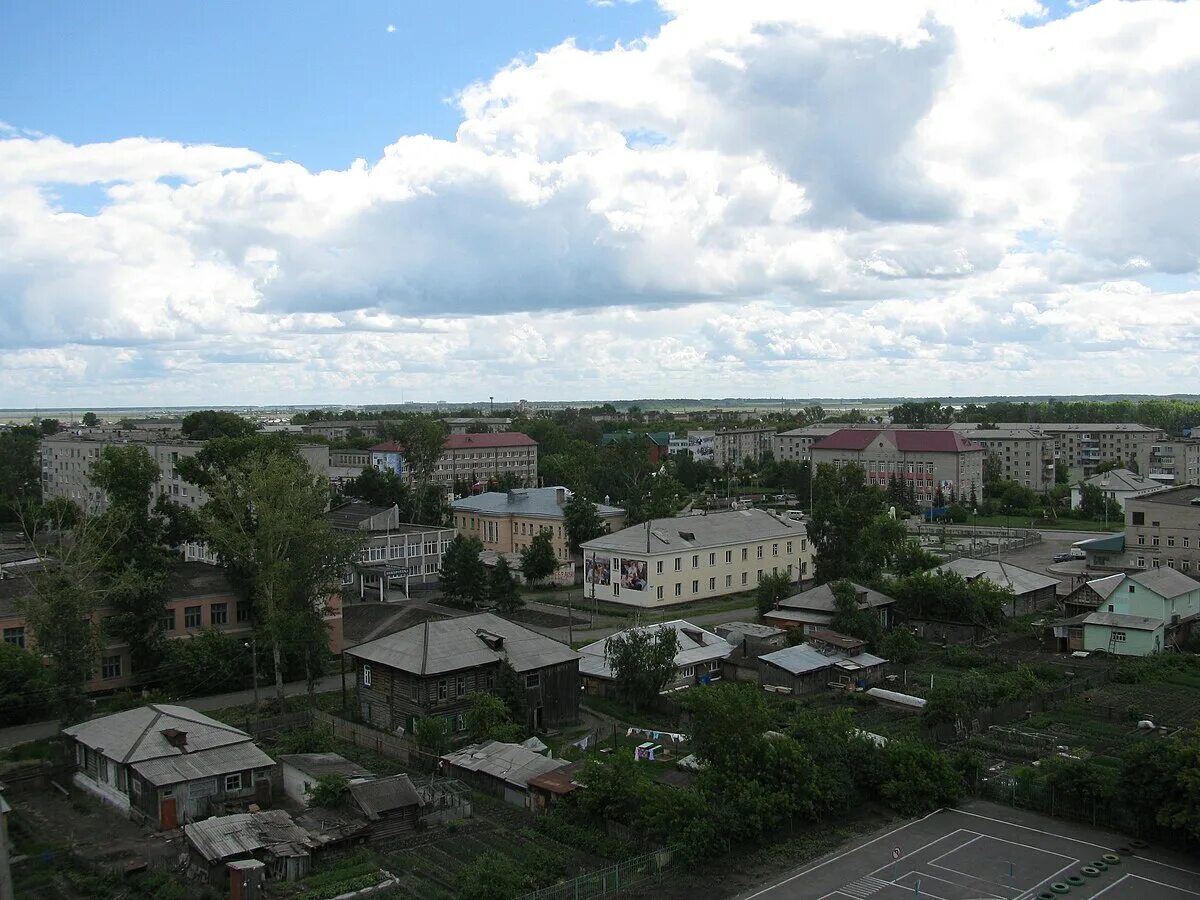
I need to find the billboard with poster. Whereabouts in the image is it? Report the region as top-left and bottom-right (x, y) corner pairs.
(620, 558), (648, 591)
(586, 556), (611, 586)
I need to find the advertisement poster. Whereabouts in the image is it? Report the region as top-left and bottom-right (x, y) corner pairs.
(620, 558), (648, 591)
(586, 556), (611, 585)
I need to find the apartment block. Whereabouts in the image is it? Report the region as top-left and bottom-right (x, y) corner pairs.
(580, 508), (811, 608)
(810, 428), (984, 505)
(1123, 485), (1200, 576)
(989, 423), (1162, 477)
(40, 433), (330, 515)
(956, 428), (1056, 491)
(774, 425), (850, 463)
(371, 432), (538, 489)
(714, 427), (776, 468)
(452, 487), (625, 565)
(1147, 438), (1200, 486)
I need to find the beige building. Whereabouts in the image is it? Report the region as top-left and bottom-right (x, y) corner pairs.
(372, 432), (538, 489)
(956, 428), (1056, 491)
(444, 417), (513, 435)
(774, 425), (845, 463)
(987, 423), (1162, 477)
(1123, 485), (1200, 576)
(810, 428), (984, 505)
(452, 487), (625, 564)
(714, 427), (776, 468)
(40, 433), (329, 515)
(580, 508), (811, 608)
(1147, 438), (1200, 486)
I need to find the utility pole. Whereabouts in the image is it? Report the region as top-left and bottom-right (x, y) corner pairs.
(247, 636), (260, 712)
(567, 593), (574, 645)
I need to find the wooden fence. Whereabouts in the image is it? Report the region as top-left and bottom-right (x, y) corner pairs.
(240, 710), (313, 738)
(311, 710), (439, 770)
(923, 673), (1109, 743)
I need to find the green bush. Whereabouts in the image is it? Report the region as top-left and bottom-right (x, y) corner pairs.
(453, 848), (565, 900)
(274, 724), (335, 754)
(309, 773), (351, 808)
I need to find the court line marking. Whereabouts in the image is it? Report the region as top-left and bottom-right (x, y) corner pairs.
(927, 834), (985, 868)
(740, 809), (944, 900)
(896, 869), (1003, 900)
(1090, 873), (1200, 899)
(817, 893), (863, 900)
(1013, 859), (1086, 900)
(867, 830), (979, 879)
(947, 808), (1200, 879)
(929, 861), (1036, 895)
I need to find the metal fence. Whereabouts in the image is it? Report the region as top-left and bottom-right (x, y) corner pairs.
(515, 847), (680, 900)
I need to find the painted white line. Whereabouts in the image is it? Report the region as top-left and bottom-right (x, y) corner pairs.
(897, 869), (1003, 900)
(948, 808), (1200, 879)
(976, 833), (1077, 863)
(740, 810), (944, 900)
(1090, 873), (1200, 899)
(817, 893), (862, 900)
(867, 829), (975, 879)
(928, 861), (1029, 895)
(928, 834), (984, 868)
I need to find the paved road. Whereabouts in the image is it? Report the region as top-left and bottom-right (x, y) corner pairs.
(0, 674), (345, 750)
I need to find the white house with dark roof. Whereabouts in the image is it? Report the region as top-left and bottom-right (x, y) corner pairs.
(1071, 468), (1166, 512)
(62, 704), (276, 828)
(579, 508), (811, 608)
(577, 620), (733, 696)
(763, 581), (898, 632)
(935, 558), (1061, 616)
(278, 753), (375, 806)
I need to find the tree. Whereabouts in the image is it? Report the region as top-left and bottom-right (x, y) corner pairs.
(0, 425), (41, 521)
(487, 557), (523, 613)
(466, 691), (525, 743)
(309, 774), (352, 808)
(807, 463), (890, 583)
(829, 580), (883, 646)
(520, 531), (558, 585)
(197, 448), (361, 704)
(39, 418), (61, 436)
(604, 626), (679, 711)
(81, 412), (99, 427)
(563, 490), (606, 553)
(343, 466), (409, 509)
(440, 534), (487, 606)
(878, 740), (962, 815)
(0, 639), (51, 725)
(495, 660), (528, 724)
(180, 410), (256, 441)
(387, 414), (448, 515)
(755, 571), (793, 616)
(414, 715), (450, 757)
(160, 629), (251, 696)
(878, 628), (920, 663)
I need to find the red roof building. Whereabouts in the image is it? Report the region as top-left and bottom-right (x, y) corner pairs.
(369, 433), (539, 490)
(810, 428), (984, 506)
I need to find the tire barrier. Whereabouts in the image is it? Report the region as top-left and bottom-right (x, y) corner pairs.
(1103, 853), (1122, 864)
(1050, 882), (1072, 894)
(1081, 867), (1101, 878)
(1066, 875), (1086, 886)
(1091, 860), (1108, 871)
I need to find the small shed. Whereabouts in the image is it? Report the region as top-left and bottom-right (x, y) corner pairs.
(526, 761), (582, 814)
(278, 753), (374, 807)
(348, 774), (423, 850)
(714, 622), (787, 657)
(184, 809), (313, 885)
(441, 741), (570, 808)
(294, 806), (372, 860)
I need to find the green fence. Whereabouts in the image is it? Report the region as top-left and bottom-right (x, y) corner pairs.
(516, 847), (680, 900)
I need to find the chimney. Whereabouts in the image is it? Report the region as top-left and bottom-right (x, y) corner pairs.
(161, 728), (188, 751)
(556, 487), (567, 506)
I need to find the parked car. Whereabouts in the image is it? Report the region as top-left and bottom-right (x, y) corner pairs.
(1053, 552), (1073, 562)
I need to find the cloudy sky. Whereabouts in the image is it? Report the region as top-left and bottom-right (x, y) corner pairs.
(2, 0), (1199, 407)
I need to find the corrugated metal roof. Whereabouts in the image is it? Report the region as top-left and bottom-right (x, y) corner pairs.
(581, 508), (803, 555)
(345, 613), (579, 676)
(278, 753), (373, 780)
(132, 741), (276, 786)
(1083, 611), (1163, 631)
(937, 558), (1060, 596)
(759, 644), (832, 675)
(777, 582), (896, 613)
(349, 774), (422, 819)
(452, 487), (624, 519)
(1130, 567), (1200, 600)
(1082, 469), (1164, 493)
(184, 810), (312, 862)
(62, 704), (252, 764)
(1085, 573), (1127, 600)
(441, 741), (568, 790)
(577, 620), (733, 680)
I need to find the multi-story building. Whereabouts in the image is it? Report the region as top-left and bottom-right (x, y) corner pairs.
(346, 613), (580, 734)
(1147, 438), (1200, 486)
(954, 428), (1056, 491)
(301, 421), (383, 441)
(40, 433), (329, 515)
(371, 432), (538, 489)
(451, 487), (625, 565)
(580, 508), (811, 608)
(714, 427), (775, 468)
(1121, 485), (1200, 576)
(325, 501), (454, 599)
(669, 430), (715, 461)
(443, 417), (512, 435)
(773, 425), (844, 463)
(809, 428), (984, 505)
(989, 423), (1162, 477)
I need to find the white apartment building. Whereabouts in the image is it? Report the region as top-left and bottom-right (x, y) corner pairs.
(954, 428), (1056, 491)
(580, 508), (811, 608)
(714, 427), (775, 468)
(986, 423), (1162, 477)
(1147, 439), (1200, 485)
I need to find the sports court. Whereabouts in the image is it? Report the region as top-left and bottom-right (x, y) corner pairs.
(740, 801), (1200, 900)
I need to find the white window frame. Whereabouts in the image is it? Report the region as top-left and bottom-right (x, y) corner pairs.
(224, 772), (243, 792)
(362, 663), (372, 687)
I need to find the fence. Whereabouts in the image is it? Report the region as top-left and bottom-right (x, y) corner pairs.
(515, 847), (680, 900)
(241, 710), (313, 738)
(312, 710), (439, 770)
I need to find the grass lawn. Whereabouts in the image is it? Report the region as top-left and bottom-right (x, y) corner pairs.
(967, 514), (1117, 533)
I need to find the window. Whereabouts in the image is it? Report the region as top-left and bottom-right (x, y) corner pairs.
(679, 666), (695, 678)
(184, 606), (201, 628)
(692, 580), (699, 593)
(438, 679), (448, 700)
(98, 756), (108, 780)
(708, 577), (716, 590)
(756, 545), (764, 559)
(786, 541), (793, 555)
(1138, 535), (1145, 545)
(525, 672), (541, 689)
(362, 664), (372, 687)
(224, 773), (243, 792)
(692, 554), (699, 568)
(725, 574), (732, 587)
(456, 676), (465, 697)
(486, 672), (496, 690)
(1185, 538), (1191, 548)
(756, 569), (763, 582)
(101, 655), (122, 679)
(1168, 536), (1176, 547)
(210, 602), (228, 625)
(741, 548), (748, 561)
(456, 714), (466, 733)
(741, 572), (748, 585)
(674, 557), (682, 571)
(4, 626), (26, 648)
(1136, 557), (1145, 568)
(159, 608), (175, 633)
(675, 583), (682, 597)
(1132, 511), (1145, 525)
(708, 552), (716, 566)
(656, 560), (663, 574)
(1168, 558), (1175, 569)
(1153, 536), (1160, 546)
(1154, 558), (1161, 568)
(409, 679), (419, 701)
(708, 660), (721, 672)
(725, 550), (733, 563)
(656, 586), (664, 600)
(1111, 631), (1127, 643)
(236, 600), (251, 623)
(772, 543), (779, 557)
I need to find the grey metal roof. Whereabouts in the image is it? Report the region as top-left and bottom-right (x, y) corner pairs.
(132, 741), (276, 786)
(349, 774), (422, 819)
(345, 613), (579, 676)
(581, 508), (804, 555)
(1082, 469), (1164, 493)
(714, 621), (786, 639)
(777, 582), (896, 614)
(992, 422), (1161, 433)
(1126, 484), (1200, 507)
(441, 741), (568, 790)
(1085, 573), (1127, 600)
(577, 620), (733, 680)
(1083, 612), (1163, 631)
(762, 608), (832, 627)
(184, 810), (312, 862)
(278, 753), (373, 780)
(759, 644), (833, 675)
(62, 704), (253, 764)
(936, 558), (1060, 596)
(1129, 567), (1200, 600)
(452, 487), (624, 519)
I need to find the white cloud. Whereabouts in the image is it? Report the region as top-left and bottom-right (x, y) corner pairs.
(2, 0), (1199, 405)
(386, 23), (396, 33)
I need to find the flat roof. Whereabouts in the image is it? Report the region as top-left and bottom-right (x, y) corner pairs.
(1126, 484), (1200, 507)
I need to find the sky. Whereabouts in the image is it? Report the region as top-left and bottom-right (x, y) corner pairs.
(2, 0), (1199, 407)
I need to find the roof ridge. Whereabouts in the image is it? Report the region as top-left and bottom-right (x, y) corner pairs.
(122, 706), (166, 764)
(421, 619), (430, 676)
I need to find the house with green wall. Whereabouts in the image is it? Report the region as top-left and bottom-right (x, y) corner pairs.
(1054, 567), (1200, 656)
